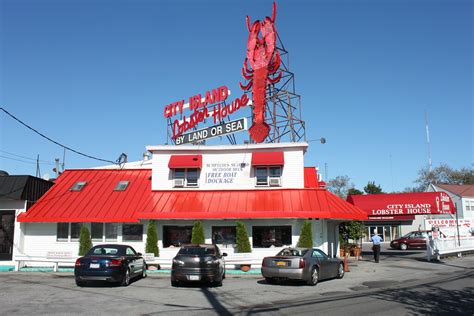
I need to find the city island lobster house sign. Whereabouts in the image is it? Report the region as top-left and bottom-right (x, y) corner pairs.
(163, 3), (281, 145)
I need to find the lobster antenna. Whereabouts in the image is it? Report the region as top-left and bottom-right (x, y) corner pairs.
(272, 1), (277, 22)
(246, 16), (251, 32)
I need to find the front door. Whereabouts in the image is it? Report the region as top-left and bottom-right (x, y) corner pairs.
(0, 211), (15, 261)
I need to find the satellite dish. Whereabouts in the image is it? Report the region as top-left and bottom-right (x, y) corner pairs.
(43, 173), (51, 181)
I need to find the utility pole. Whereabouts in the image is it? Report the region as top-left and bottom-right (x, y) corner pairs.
(425, 111), (432, 172)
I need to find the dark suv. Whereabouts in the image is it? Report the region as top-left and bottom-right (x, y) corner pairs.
(390, 230), (431, 250)
(171, 244), (227, 287)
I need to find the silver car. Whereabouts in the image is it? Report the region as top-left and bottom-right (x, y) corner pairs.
(261, 248), (344, 285)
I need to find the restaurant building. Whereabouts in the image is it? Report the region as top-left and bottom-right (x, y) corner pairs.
(15, 142), (367, 267)
(347, 192), (456, 242)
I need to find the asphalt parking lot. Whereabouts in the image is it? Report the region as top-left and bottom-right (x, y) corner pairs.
(1, 249), (473, 315)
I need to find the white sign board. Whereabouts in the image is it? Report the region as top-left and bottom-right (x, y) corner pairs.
(205, 161), (250, 187)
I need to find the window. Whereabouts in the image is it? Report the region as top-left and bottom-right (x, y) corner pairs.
(88, 246), (120, 256)
(70, 223), (82, 241)
(70, 181), (87, 191)
(126, 247), (136, 256)
(466, 200), (473, 212)
(255, 166), (282, 186)
(91, 223), (104, 241)
(163, 226), (193, 247)
(57, 223), (69, 242)
(311, 249), (328, 259)
(122, 224), (143, 241)
(105, 223), (118, 241)
(252, 226), (292, 248)
(114, 181), (129, 191)
(173, 168), (199, 187)
(212, 226), (236, 245)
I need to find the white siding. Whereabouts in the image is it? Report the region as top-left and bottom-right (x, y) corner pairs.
(149, 142), (307, 190)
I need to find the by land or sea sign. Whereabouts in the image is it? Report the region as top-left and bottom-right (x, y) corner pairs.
(175, 118), (247, 145)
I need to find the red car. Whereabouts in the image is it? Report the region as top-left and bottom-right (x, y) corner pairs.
(390, 231), (431, 250)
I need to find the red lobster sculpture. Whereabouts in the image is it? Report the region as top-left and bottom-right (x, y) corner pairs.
(240, 2), (282, 143)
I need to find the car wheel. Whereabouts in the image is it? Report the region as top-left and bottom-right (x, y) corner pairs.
(121, 268), (131, 286)
(336, 263), (344, 279)
(400, 243), (408, 251)
(171, 279), (179, 287)
(75, 279), (86, 287)
(223, 270), (226, 279)
(214, 278), (223, 287)
(307, 267), (319, 286)
(141, 266), (147, 279)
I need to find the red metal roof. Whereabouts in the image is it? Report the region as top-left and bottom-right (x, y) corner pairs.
(168, 155), (202, 169)
(251, 151), (284, 166)
(18, 169), (367, 223)
(347, 192), (456, 217)
(304, 167), (319, 188)
(434, 184), (474, 198)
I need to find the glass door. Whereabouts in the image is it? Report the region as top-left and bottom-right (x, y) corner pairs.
(0, 211), (15, 260)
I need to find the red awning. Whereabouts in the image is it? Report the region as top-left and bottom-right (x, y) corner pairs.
(168, 155), (202, 169)
(18, 169), (367, 223)
(347, 192), (456, 219)
(251, 152), (284, 166)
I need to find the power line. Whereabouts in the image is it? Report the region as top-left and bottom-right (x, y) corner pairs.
(0, 149), (54, 165)
(1, 107), (116, 165)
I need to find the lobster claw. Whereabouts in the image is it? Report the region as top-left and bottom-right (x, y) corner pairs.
(268, 51), (281, 74)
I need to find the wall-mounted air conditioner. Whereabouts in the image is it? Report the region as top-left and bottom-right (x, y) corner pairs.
(174, 178), (185, 187)
(269, 177), (281, 187)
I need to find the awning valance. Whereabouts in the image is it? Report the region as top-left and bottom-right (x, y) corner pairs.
(168, 155), (202, 169)
(251, 152), (284, 166)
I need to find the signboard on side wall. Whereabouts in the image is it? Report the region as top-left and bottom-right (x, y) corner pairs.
(175, 118), (247, 145)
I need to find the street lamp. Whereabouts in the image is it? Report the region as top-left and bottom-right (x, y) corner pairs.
(307, 137), (326, 144)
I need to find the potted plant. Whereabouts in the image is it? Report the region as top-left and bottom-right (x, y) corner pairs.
(345, 221), (365, 259)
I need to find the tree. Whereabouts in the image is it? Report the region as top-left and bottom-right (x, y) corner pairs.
(296, 220), (313, 248)
(347, 188), (364, 196)
(411, 164), (474, 191)
(364, 181), (383, 194)
(191, 221), (205, 244)
(235, 221), (251, 253)
(78, 225), (92, 256)
(145, 220), (159, 257)
(326, 175), (354, 199)
(345, 221), (365, 242)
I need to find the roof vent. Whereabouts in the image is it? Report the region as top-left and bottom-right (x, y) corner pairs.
(70, 181), (87, 191)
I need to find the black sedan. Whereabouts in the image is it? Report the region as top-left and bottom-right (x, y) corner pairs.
(261, 248), (344, 285)
(74, 244), (147, 286)
(171, 244), (227, 287)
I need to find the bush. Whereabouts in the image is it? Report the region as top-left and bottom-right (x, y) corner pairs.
(145, 220), (159, 257)
(345, 221), (366, 241)
(78, 225), (92, 256)
(191, 221), (205, 244)
(236, 221), (251, 253)
(297, 220), (313, 248)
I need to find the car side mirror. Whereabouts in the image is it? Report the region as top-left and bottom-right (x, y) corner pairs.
(222, 252), (228, 257)
(137, 252), (142, 256)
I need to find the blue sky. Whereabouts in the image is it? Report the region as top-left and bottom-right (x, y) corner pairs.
(1, 0), (472, 192)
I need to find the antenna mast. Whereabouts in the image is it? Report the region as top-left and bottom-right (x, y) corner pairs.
(425, 111), (432, 172)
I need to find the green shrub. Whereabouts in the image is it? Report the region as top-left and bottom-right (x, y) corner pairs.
(78, 225), (93, 256)
(145, 220), (159, 257)
(297, 220), (313, 248)
(191, 221), (205, 244)
(236, 221), (251, 253)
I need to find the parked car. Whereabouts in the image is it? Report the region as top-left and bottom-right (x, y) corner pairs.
(171, 244), (227, 287)
(390, 230), (431, 250)
(74, 244), (147, 287)
(261, 247), (344, 286)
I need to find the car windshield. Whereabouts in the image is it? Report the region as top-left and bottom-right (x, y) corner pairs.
(178, 247), (215, 256)
(87, 246), (123, 256)
(276, 248), (308, 257)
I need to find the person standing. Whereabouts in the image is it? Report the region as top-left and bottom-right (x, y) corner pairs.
(370, 233), (382, 263)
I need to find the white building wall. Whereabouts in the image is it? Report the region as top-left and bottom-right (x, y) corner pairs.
(148, 143), (307, 191)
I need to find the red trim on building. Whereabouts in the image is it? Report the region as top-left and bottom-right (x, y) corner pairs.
(304, 167), (319, 188)
(168, 155), (202, 169)
(251, 152), (284, 166)
(17, 169), (367, 223)
(347, 192), (456, 219)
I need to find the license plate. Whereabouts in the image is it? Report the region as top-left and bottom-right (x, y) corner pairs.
(276, 261), (286, 266)
(90, 263), (100, 269)
(188, 275), (200, 281)
(193, 258), (200, 262)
